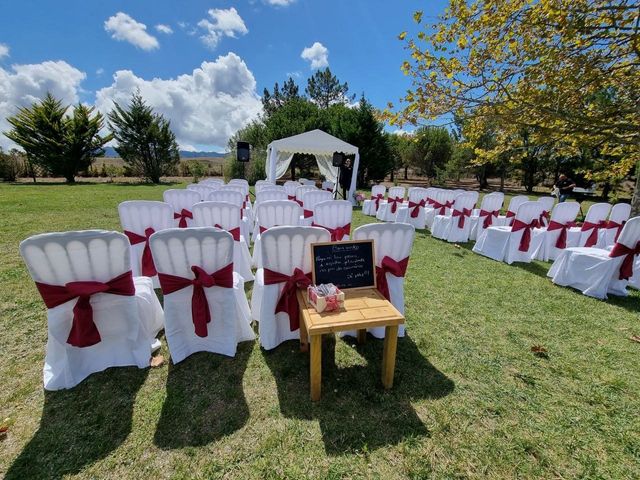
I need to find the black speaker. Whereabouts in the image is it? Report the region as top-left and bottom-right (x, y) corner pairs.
(237, 142), (250, 162)
(332, 152), (344, 167)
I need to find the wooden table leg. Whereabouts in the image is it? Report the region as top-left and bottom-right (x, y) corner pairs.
(299, 321), (309, 352)
(310, 334), (322, 401)
(357, 329), (367, 345)
(381, 325), (399, 389)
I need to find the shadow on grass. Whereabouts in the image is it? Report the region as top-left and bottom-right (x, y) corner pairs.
(154, 341), (253, 449)
(5, 367), (148, 480)
(263, 335), (454, 455)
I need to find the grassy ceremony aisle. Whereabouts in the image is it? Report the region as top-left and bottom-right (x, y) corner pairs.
(1, 183), (639, 478)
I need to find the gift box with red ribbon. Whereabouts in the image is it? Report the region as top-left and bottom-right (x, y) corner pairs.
(307, 284), (345, 313)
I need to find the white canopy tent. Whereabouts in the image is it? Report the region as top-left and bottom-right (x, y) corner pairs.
(266, 129), (360, 204)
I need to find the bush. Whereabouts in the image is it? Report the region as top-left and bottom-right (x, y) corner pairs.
(247, 156), (266, 185)
(223, 155), (246, 182)
(0, 149), (23, 181)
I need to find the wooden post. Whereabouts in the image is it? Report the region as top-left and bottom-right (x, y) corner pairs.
(310, 335), (322, 401)
(357, 329), (367, 344)
(299, 321), (309, 352)
(381, 325), (399, 389)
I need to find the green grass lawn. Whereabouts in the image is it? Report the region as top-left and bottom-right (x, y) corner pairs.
(0, 182), (638, 479)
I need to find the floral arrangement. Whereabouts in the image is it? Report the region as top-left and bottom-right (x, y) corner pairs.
(354, 192), (365, 205)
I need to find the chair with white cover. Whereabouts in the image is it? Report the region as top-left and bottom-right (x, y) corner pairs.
(396, 187), (430, 229)
(351, 223), (415, 339)
(150, 228), (254, 362)
(255, 180), (275, 194)
(295, 184), (316, 208)
(469, 192), (504, 241)
(568, 202), (612, 248)
(118, 200), (174, 288)
(20, 230), (164, 390)
(284, 180), (300, 201)
(260, 184), (286, 193)
(548, 216), (640, 299)
(252, 189), (289, 238)
(312, 200), (353, 241)
(531, 201), (581, 262)
(229, 178), (249, 187)
(187, 184), (218, 200)
(192, 201), (254, 281)
(223, 182), (252, 212)
(301, 179), (316, 186)
(321, 180), (335, 192)
(251, 226), (330, 350)
(493, 195), (529, 227)
(376, 186), (406, 222)
(537, 196), (556, 227)
(200, 178), (224, 188)
(473, 201), (544, 264)
(431, 192), (478, 242)
(207, 189), (251, 240)
(163, 189), (201, 228)
(362, 184), (386, 216)
(424, 189), (457, 230)
(252, 200), (302, 268)
(300, 189), (332, 226)
(597, 203), (631, 249)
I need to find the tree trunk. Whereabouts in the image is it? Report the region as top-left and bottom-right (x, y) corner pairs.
(601, 182), (611, 201)
(404, 166), (408, 180)
(500, 168), (505, 192)
(390, 169), (394, 182)
(631, 161), (640, 216)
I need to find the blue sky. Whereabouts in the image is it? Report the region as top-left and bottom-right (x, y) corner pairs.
(0, 0), (448, 151)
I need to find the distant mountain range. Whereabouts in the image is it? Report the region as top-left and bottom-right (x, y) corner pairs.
(102, 146), (227, 159)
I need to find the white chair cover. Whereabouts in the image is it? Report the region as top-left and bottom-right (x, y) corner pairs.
(568, 202), (612, 247)
(537, 196), (556, 227)
(284, 180), (300, 200)
(163, 189), (201, 228)
(187, 184), (218, 199)
(118, 200), (174, 288)
(192, 202), (254, 281)
(351, 223), (415, 338)
(229, 178), (249, 187)
(469, 192), (505, 241)
(251, 226), (330, 350)
(149, 228), (254, 362)
(301, 189), (332, 226)
(312, 200), (353, 241)
(396, 187), (430, 229)
(295, 185), (316, 207)
(255, 180), (275, 194)
(362, 184), (387, 216)
(200, 178), (224, 188)
(20, 230), (164, 390)
(301, 179), (316, 186)
(473, 201), (544, 264)
(531, 201), (581, 261)
(493, 195), (529, 227)
(321, 180), (335, 192)
(207, 189), (251, 240)
(252, 190), (290, 240)
(376, 186), (406, 222)
(597, 203), (631, 248)
(548, 216), (640, 299)
(252, 200), (302, 268)
(424, 189), (457, 229)
(431, 192), (478, 242)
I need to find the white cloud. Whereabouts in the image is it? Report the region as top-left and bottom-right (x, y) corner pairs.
(95, 53), (262, 149)
(0, 61), (86, 149)
(96, 68), (105, 76)
(301, 42), (329, 69)
(197, 8), (248, 50)
(265, 0), (296, 6)
(104, 12), (159, 51)
(155, 24), (173, 35)
(0, 44), (9, 60)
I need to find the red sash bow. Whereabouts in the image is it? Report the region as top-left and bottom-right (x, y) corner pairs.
(263, 268), (312, 331)
(539, 210), (550, 226)
(303, 209), (314, 219)
(511, 219), (539, 252)
(434, 200), (453, 215)
(609, 241), (640, 280)
(124, 227), (156, 276)
(158, 264), (234, 337)
(376, 256), (409, 301)
(287, 195), (296, 201)
(606, 220), (626, 243)
(451, 208), (472, 228)
(295, 199), (304, 207)
(426, 198), (435, 205)
(371, 193), (384, 210)
(174, 209), (193, 228)
(214, 224), (241, 242)
(408, 199), (426, 218)
(312, 222), (351, 241)
(259, 226), (268, 234)
(388, 196), (403, 214)
(35, 271), (135, 348)
(479, 209), (499, 229)
(547, 220), (577, 249)
(581, 220), (607, 247)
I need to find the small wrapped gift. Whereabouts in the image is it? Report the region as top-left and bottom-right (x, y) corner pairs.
(307, 283), (345, 313)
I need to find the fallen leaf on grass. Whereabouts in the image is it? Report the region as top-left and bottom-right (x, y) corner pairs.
(629, 335), (640, 344)
(531, 345), (549, 359)
(150, 355), (165, 367)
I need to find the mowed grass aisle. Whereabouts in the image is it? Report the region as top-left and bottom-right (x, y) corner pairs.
(0, 183), (639, 479)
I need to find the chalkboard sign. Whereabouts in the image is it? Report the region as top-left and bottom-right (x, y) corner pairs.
(311, 240), (376, 290)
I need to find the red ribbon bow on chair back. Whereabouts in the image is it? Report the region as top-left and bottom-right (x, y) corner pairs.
(214, 224), (241, 242)
(539, 210), (550, 226)
(259, 225), (268, 234)
(609, 241), (640, 280)
(174, 209), (193, 228)
(479, 209), (499, 229)
(511, 219), (539, 252)
(581, 220), (608, 247)
(287, 194), (296, 201)
(388, 196), (403, 214)
(547, 220), (577, 249)
(408, 199), (426, 218)
(371, 193), (384, 210)
(376, 256), (409, 301)
(263, 267), (312, 331)
(158, 264), (234, 337)
(303, 209), (314, 219)
(312, 222), (351, 241)
(437, 200), (453, 215)
(35, 271), (135, 348)
(295, 199), (304, 207)
(451, 208), (472, 228)
(124, 227), (156, 276)
(426, 197), (435, 205)
(606, 220), (626, 243)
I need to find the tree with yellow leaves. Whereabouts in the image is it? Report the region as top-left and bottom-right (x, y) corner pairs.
(388, 0), (640, 213)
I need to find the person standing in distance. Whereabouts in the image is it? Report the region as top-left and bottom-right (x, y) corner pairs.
(555, 173), (576, 202)
(339, 158), (353, 200)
